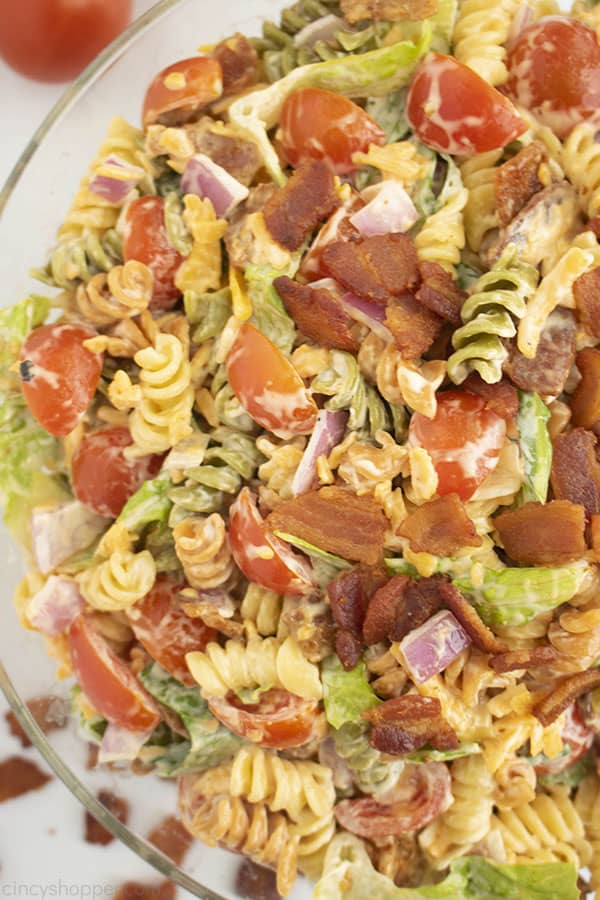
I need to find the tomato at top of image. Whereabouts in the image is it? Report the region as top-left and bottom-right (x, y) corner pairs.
(505, 16), (600, 139)
(409, 390), (506, 501)
(279, 88), (386, 174)
(19, 323), (103, 437)
(142, 56), (224, 128)
(0, 0), (132, 83)
(122, 196), (183, 311)
(406, 52), (527, 156)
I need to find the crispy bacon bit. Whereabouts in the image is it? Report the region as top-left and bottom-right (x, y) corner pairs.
(328, 565), (387, 667)
(551, 428), (600, 522)
(267, 486), (387, 566)
(385, 294), (442, 360)
(148, 815), (193, 865)
(274, 276), (360, 352)
(494, 500), (586, 565)
(438, 581), (507, 654)
(322, 233), (420, 303)
(211, 33), (258, 95)
(113, 883), (175, 900)
(490, 645), (558, 674)
(5, 695), (69, 748)
(416, 260), (466, 326)
(574, 266), (600, 339)
(300, 193), (363, 282)
(336, 629), (363, 670)
(571, 348), (600, 429)
(495, 142), (545, 228)
(504, 308), (576, 395)
(263, 159), (340, 251)
(341, 0), (438, 23)
(86, 744), (99, 770)
(462, 373), (519, 421)
(235, 859), (281, 900)
(85, 790), (129, 845)
(534, 668), (600, 726)
(364, 696), (458, 754)
(363, 575), (410, 645)
(398, 494), (482, 557)
(393, 575), (446, 642)
(0, 756), (51, 802)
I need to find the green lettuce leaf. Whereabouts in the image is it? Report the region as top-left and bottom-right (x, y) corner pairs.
(117, 471), (172, 534)
(229, 30), (432, 184)
(517, 391), (552, 504)
(273, 531), (350, 569)
(184, 287), (232, 343)
(0, 294), (50, 372)
(405, 742), (480, 762)
(245, 263), (298, 354)
(322, 656), (379, 730)
(538, 753), (593, 789)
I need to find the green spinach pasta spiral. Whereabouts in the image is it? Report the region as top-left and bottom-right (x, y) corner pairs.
(311, 350), (390, 436)
(32, 229), (122, 289)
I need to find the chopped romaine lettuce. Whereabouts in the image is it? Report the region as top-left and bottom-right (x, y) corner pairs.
(322, 656), (379, 730)
(405, 742), (480, 763)
(517, 391), (552, 504)
(245, 263), (298, 354)
(365, 90), (410, 144)
(0, 294), (50, 372)
(71, 685), (107, 745)
(273, 531), (350, 569)
(184, 287), (232, 343)
(537, 753), (593, 789)
(117, 471), (172, 535)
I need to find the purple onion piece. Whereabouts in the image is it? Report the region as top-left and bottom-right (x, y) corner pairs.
(27, 575), (84, 636)
(350, 181), (419, 238)
(88, 154), (143, 203)
(293, 14), (346, 47)
(339, 291), (393, 343)
(98, 722), (155, 764)
(181, 153), (249, 218)
(292, 409), (349, 496)
(399, 610), (471, 684)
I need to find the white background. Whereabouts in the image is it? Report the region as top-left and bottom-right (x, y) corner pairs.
(0, 2), (193, 895)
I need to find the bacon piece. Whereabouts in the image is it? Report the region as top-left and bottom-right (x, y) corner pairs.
(148, 815), (193, 865)
(5, 695), (69, 748)
(385, 293), (442, 360)
(263, 159), (340, 251)
(534, 668), (600, 726)
(211, 33), (258, 95)
(364, 696), (458, 754)
(328, 564), (387, 667)
(336, 629), (363, 670)
(574, 265), (600, 339)
(399, 494), (482, 557)
(300, 193), (363, 282)
(490, 645), (559, 673)
(113, 884), (175, 900)
(274, 276), (359, 352)
(85, 790), (129, 845)
(267, 486), (387, 566)
(571, 347), (600, 429)
(341, 0), (437, 23)
(494, 500), (586, 565)
(495, 142), (545, 228)
(322, 233), (420, 303)
(363, 574), (410, 645)
(438, 581), (507, 654)
(393, 575), (446, 642)
(416, 260), (466, 326)
(462, 373), (519, 421)
(504, 307), (576, 395)
(188, 118), (262, 186)
(0, 756), (51, 802)
(551, 428), (600, 522)
(235, 860), (281, 900)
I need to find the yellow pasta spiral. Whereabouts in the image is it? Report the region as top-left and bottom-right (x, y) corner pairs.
(376, 344), (446, 419)
(173, 513), (234, 590)
(78, 550), (156, 612)
(415, 188), (468, 276)
(563, 121), (600, 217)
(240, 583), (282, 637)
(175, 195), (227, 295)
(461, 150), (502, 252)
(452, 0), (520, 85)
(74, 261), (153, 327)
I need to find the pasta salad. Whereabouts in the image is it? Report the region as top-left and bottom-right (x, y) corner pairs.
(4, 1), (600, 896)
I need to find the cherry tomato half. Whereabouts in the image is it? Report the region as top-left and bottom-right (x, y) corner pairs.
(71, 428), (163, 519)
(0, 0), (132, 83)
(123, 197), (183, 311)
(19, 323), (103, 437)
(229, 488), (315, 596)
(279, 88), (386, 174)
(68, 615), (160, 732)
(226, 323), (318, 438)
(409, 390), (506, 501)
(406, 52), (526, 156)
(506, 16), (600, 139)
(142, 57), (223, 128)
(128, 576), (217, 686)
(534, 705), (593, 776)
(208, 689), (322, 749)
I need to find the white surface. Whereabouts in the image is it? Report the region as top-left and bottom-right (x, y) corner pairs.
(0, 4), (192, 894)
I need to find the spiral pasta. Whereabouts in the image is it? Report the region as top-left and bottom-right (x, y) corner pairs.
(256, 435), (305, 504)
(73, 261), (153, 327)
(493, 756), (537, 811)
(186, 632), (323, 701)
(78, 550), (156, 612)
(312, 350), (389, 435)
(452, 0), (519, 85)
(240, 583), (283, 636)
(175, 196), (227, 295)
(173, 513), (234, 590)
(461, 150), (503, 253)
(33, 229), (123, 290)
(448, 245), (539, 384)
(563, 123), (600, 218)
(376, 345), (446, 418)
(415, 188), (468, 276)
(575, 773), (600, 891)
(548, 606), (600, 672)
(337, 430), (407, 495)
(333, 721), (404, 795)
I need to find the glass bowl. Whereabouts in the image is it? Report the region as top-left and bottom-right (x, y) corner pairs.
(0, 1), (311, 896)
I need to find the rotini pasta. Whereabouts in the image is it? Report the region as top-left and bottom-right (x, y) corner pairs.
(240, 583), (283, 636)
(175, 196), (227, 295)
(333, 721), (405, 795)
(452, 0), (519, 85)
(376, 344), (446, 418)
(173, 513), (234, 589)
(493, 756), (537, 811)
(78, 550), (156, 612)
(73, 261), (153, 327)
(460, 150), (503, 253)
(311, 349), (389, 435)
(415, 188), (468, 276)
(337, 430), (407, 494)
(32, 228), (123, 290)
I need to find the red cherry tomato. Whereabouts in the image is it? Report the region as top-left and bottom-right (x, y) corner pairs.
(335, 762), (452, 838)
(406, 52), (526, 156)
(68, 615), (160, 731)
(127, 577), (217, 686)
(409, 390), (506, 501)
(534, 704), (593, 776)
(71, 428), (163, 518)
(123, 197), (183, 311)
(142, 57), (223, 128)
(506, 17), (600, 139)
(0, 0), (132, 83)
(19, 323), (103, 437)
(229, 488), (315, 596)
(279, 88), (386, 174)
(208, 689), (322, 749)
(227, 323), (318, 438)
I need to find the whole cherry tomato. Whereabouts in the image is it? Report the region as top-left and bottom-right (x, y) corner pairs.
(142, 57), (223, 128)
(208, 689), (322, 749)
(122, 197), (183, 311)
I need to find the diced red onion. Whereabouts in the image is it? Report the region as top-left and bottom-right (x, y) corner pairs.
(88, 154), (145, 204)
(292, 409), (349, 496)
(350, 181), (418, 238)
(399, 610), (471, 684)
(181, 153), (249, 218)
(27, 576), (84, 636)
(31, 501), (109, 575)
(293, 14), (346, 47)
(98, 722), (154, 764)
(339, 292), (393, 342)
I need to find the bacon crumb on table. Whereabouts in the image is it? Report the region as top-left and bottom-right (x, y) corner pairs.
(263, 159), (340, 251)
(85, 790), (129, 845)
(0, 756), (51, 802)
(4, 695), (69, 748)
(235, 858), (282, 900)
(147, 815), (193, 866)
(494, 500), (587, 565)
